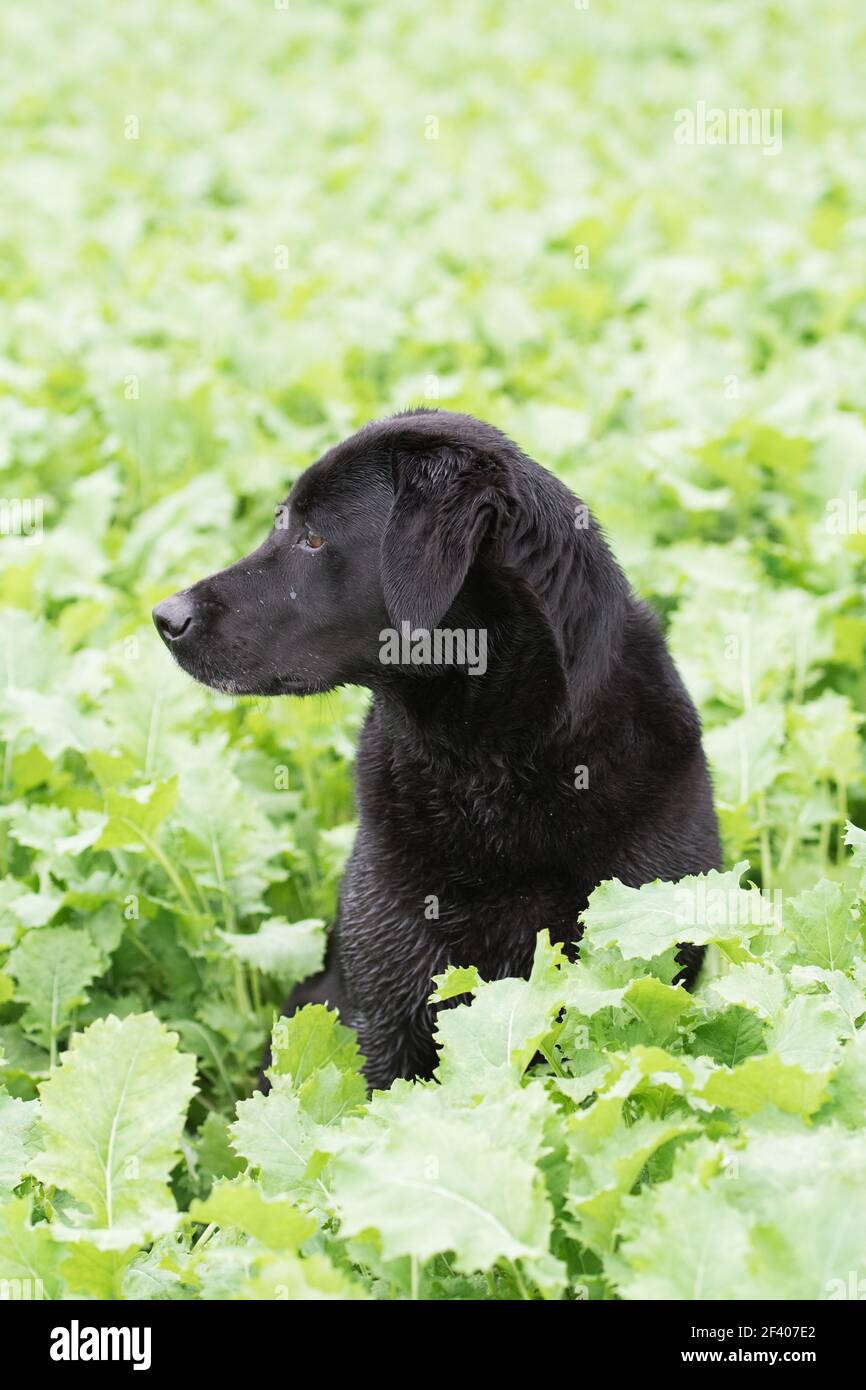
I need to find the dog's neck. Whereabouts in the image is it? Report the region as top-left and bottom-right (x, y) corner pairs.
(370, 624), (565, 759)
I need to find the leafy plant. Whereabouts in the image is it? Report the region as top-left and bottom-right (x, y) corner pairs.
(2, 0), (866, 1299)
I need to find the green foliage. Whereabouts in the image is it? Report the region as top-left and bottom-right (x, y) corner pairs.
(2, 0), (866, 1299)
(32, 1013), (197, 1238)
(3, 863), (866, 1298)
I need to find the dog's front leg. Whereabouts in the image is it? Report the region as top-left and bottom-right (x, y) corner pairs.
(350, 1002), (439, 1093)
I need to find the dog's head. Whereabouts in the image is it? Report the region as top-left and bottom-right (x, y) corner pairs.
(152, 410), (506, 696)
(153, 409), (625, 704)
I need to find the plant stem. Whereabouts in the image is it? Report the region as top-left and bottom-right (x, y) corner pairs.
(539, 1042), (565, 1078)
(756, 793), (773, 890)
(120, 818), (198, 919)
(837, 781), (848, 863)
(508, 1259), (531, 1300)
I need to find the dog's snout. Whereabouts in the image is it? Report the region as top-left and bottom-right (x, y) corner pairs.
(152, 592), (195, 644)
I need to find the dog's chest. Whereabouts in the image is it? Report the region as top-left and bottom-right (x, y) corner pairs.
(338, 839), (569, 998)
(340, 715), (626, 1001)
(360, 745), (613, 889)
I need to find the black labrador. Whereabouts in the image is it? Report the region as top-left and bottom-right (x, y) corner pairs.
(153, 410), (721, 1090)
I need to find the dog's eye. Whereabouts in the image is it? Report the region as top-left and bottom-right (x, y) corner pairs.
(300, 529), (325, 552)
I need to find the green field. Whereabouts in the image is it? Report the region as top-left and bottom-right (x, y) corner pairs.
(2, 0), (866, 1299)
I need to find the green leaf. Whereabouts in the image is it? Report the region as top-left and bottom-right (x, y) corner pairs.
(568, 1113), (699, 1253)
(31, 1013), (196, 1231)
(266, 1005), (367, 1124)
(582, 864), (771, 960)
(232, 1008), (367, 1198)
(430, 964), (481, 1002)
(219, 917), (325, 985)
(59, 1242), (139, 1299)
(8, 927), (102, 1053)
(195, 1112), (246, 1184)
(799, 966), (866, 1025)
(94, 779), (179, 852)
(230, 1085), (322, 1200)
(844, 821), (866, 892)
(690, 1006), (766, 1067)
(434, 933), (566, 1087)
(0, 1091), (41, 1193)
(614, 1181), (751, 1300)
(329, 1081), (553, 1274)
(783, 879), (859, 971)
(705, 704), (785, 805)
(729, 1127), (866, 1299)
(701, 1054), (830, 1118)
(766, 993), (849, 1070)
(622, 976), (693, 1042)
(172, 738), (289, 916)
(558, 958), (628, 1016)
(189, 1177), (317, 1249)
(122, 1237), (193, 1300)
(238, 1250), (369, 1300)
(820, 1030), (866, 1126)
(0, 1198), (65, 1299)
(789, 692), (862, 786)
(268, 1004), (364, 1089)
(705, 961), (785, 1019)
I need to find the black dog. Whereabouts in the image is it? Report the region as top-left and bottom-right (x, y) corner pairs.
(153, 410), (721, 1090)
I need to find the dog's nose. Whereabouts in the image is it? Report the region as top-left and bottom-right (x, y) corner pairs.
(152, 592), (195, 644)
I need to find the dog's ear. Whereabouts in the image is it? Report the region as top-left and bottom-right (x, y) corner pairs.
(380, 447), (503, 629)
